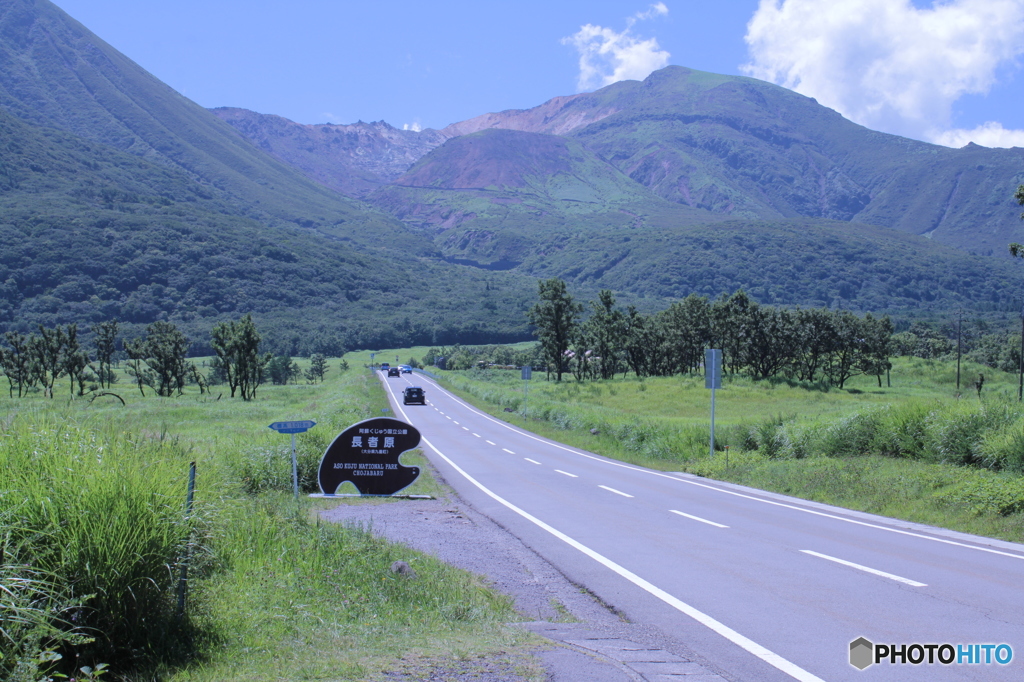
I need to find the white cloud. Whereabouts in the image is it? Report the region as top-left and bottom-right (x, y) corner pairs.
(403, 122), (422, 132)
(742, 0), (1024, 147)
(933, 122), (1024, 147)
(563, 4), (671, 92)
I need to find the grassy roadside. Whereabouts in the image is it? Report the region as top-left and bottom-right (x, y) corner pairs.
(408, 354), (1024, 545)
(1, 360), (540, 681)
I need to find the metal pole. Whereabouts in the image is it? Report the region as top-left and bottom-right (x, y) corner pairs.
(1018, 307), (1023, 402)
(176, 461), (196, 622)
(956, 309), (962, 391)
(710, 386), (716, 458)
(291, 433), (299, 501)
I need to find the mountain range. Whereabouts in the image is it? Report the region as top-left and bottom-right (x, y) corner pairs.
(2, 0), (1023, 353)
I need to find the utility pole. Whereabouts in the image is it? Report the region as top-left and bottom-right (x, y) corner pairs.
(956, 308), (962, 391)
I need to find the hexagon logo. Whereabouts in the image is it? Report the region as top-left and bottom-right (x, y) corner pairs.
(850, 637), (874, 670)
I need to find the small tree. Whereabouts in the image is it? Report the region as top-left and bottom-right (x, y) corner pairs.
(123, 336), (152, 397)
(527, 278), (582, 382)
(305, 353), (329, 383)
(143, 321), (192, 397)
(1, 332), (32, 397)
(30, 325), (68, 398)
(92, 320), (119, 389)
(211, 314), (271, 400)
(267, 355), (301, 385)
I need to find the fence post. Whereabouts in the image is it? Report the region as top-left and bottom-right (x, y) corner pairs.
(176, 461), (196, 622)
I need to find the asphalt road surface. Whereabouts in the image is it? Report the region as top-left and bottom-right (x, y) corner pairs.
(381, 371), (1024, 681)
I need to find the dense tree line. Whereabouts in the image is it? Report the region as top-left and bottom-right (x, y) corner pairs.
(0, 314), (281, 401)
(527, 279), (894, 388)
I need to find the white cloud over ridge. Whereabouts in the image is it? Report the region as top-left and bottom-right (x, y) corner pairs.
(563, 3), (671, 92)
(742, 0), (1024, 147)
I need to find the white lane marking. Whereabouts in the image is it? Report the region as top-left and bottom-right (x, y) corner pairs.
(670, 510), (729, 529)
(503, 448), (515, 454)
(555, 469), (578, 478)
(462, 427), (469, 431)
(800, 550), (927, 587)
(472, 433), (481, 438)
(419, 435), (824, 682)
(417, 378), (1024, 562)
(453, 421), (459, 425)
(599, 485), (633, 498)
(486, 440), (496, 445)
(445, 415), (451, 420)
(525, 458), (542, 465)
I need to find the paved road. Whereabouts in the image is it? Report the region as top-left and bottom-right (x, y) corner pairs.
(381, 371), (1024, 681)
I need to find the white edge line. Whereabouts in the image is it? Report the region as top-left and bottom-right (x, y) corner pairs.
(800, 550), (927, 587)
(670, 509), (729, 529)
(415, 377), (1024, 562)
(599, 485), (634, 498)
(421, 435), (825, 682)
(554, 469), (579, 478)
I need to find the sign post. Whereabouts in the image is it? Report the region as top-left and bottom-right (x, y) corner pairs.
(268, 420), (317, 501)
(521, 365), (532, 418)
(705, 349), (722, 458)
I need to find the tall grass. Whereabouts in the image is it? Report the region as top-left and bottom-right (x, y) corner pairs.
(2, 363), (526, 681)
(1, 413), (201, 677)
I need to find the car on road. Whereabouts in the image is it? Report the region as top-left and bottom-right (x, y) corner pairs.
(387, 367), (401, 377)
(400, 365), (412, 374)
(403, 386), (426, 404)
(379, 362), (390, 372)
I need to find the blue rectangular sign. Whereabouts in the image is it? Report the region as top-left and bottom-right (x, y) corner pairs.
(705, 349), (722, 389)
(269, 420), (316, 434)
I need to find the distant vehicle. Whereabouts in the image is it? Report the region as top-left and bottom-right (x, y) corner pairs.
(387, 367), (401, 377)
(380, 362), (390, 372)
(403, 386), (426, 404)
(400, 365), (412, 374)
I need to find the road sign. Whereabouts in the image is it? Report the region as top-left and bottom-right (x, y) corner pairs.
(318, 417), (421, 496)
(521, 366), (532, 381)
(705, 349), (722, 389)
(269, 420), (316, 434)
(705, 349), (722, 458)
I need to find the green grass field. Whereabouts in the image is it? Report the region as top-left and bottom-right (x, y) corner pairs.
(0, 359), (534, 681)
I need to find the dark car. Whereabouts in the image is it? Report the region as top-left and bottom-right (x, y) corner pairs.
(403, 386), (426, 404)
(387, 367), (401, 377)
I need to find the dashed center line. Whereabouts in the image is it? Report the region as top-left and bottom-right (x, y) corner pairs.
(453, 421), (459, 425)
(503, 448), (515, 454)
(800, 550), (927, 587)
(555, 470), (578, 478)
(462, 427), (469, 431)
(445, 416), (451, 420)
(599, 485), (633, 498)
(670, 510), (729, 528)
(486, 440), (496, 445)
(472, 433), (481, 437)
(525, 458), (541, 465)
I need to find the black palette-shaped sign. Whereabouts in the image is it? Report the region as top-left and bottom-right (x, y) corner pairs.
(318, 417), (421, 495)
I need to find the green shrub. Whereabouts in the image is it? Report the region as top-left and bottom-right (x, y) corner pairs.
(818, 408), (884, 457)
(940, 475), (1024, 516)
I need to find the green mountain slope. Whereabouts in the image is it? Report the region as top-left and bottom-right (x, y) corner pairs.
(0, 0), (423, 250)
(563, 67), (1024, 255)
(0, 105), (537, 350)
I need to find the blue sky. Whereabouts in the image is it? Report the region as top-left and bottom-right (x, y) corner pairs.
(54, 0), (1024, 147)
